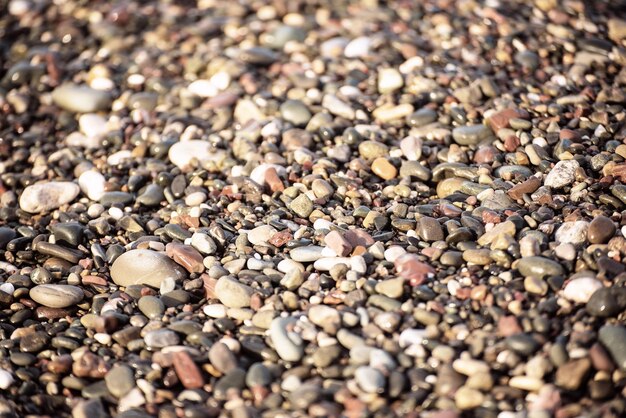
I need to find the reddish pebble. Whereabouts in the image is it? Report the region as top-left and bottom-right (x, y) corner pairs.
(72, 352), (108, 378)
(507, 176), (542, 200)
(172, 351), (204, 389)
(82, 275), (108, 286)
(47, 354), (73, 374)
(497, 315), (523, 337)
(166, 242), (204, 274)
(268, 230), (292, 247)
(265, 167), (284, 193)
(324, 230), (352, 256)
(344, 229), (375, 248)
(394, 253), (435, 285)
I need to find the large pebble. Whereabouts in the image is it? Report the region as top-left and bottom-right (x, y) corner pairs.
(544, 160), (579, 189)
(563, 277), (603, 304)
(30, 284), (84, 308)
(599, 325), (626, 370)
(269, 317), (303, 362)
(52, 83), (111, 113)
(78, 171), (106, 201)
(110, 249), (187, 287)
(452, 125), (494, 145)
(19, 182), (80, 213)
(355, 366), (385, 393)
(555, 221), (589, 246)
(517, 256), (564, 278)
(168, 140), (225, 171)
(215, 276), (254, 308)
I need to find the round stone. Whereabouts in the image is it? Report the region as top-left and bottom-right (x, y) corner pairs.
(30, 284), (84, 308)
(168, 140), (225, 171)
(104, 365), (135, 398)
(371, 158), (397, 180)
(110, 249), (187, 288)
(215, 276), (254, 308)
(588, 216), (616, 244)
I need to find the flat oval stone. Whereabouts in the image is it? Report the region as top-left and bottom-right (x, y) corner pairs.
(19, 182), (80, 213)
(30, 284), (84, 308)
(110, 249), (187, 288)
(168, 140), (225, 171)
(517, 256), (564, 278)
(452, 125), (494, 145)
(52, 83), (111, 113)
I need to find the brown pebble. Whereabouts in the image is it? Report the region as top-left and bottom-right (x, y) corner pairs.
(166, 242), (204, 274)
(172, 351), (204, 389)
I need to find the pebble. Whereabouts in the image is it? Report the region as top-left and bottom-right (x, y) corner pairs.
(517, 256), (564, 278)
(19, 182), (80, 213)
(355, 366), (385, 393)
(168, 140), (225, 171)
(144, 329), (179, 348)
(290, 246), (324, 262)
(555, 221), (589, 246)
(29, 284), (84, 308)
(52, 83), (111, 113)
(290, 194), (314, 218)
(371, 157), (397, 180)
(269, 317), (303, 362)
(215, 276), (254, 308)
(110, 249), (187, 287)
(544, 160), (579, 189)
(0, 370), (14, 390)
(587, 216), (616, 244)
(599, 325), (626, 370)
(452, 125), (494, 145)
(563, 277), (603, 303)
(104, 365), (136, 398)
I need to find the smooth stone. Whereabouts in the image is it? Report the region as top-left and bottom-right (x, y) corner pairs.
(599, 325), (626, 370)
(51, 222), (84, 246)
(269, 317), (303, 362)
(358, 141), (389, 160)
(247, 225), (277, 246)
(544, 160), (579, 189)
(555, 221), (589, 246)
(563, 277), (603, 303)
(586, 288), (626, 317)
(168, 140), (225, 171)
(322, 94), (355, 119)
(308, 305), (341, 334)
(355, 366), (385, 393)
(137, 296), (165, 319)
(455, 386), (484, 410)
(52, 84), (111, 113)
(110, 249), (187, 288)
(144, 329), (180, 348)
(280, 100), (311, 126)
(378, 68), (404, 94)
(209, 342), (238, 374)
(290, 246), (324, 262)
(104, 365), (136, 398)
(71, 399), (107, 418)
(30, 284), (84, 308)
(517, 257), (564, 278)
(215, 276), (254, 308)
(165, 242), (204, 274)
(418, 217), (444, 242)
(19, 182), (80, 213)
(99, 191), (133, 206)
(588, 216), (616, 244)
(477, 221), (516, 246)
(191, 233), (217, 255)
(78, 171), (106, 201)
(0, 227), (16, 249)
(136, 184), (165, 206)
(0, 370), (14, 390)
(452, 125), (494, 145)
(375, 278), (405, 299)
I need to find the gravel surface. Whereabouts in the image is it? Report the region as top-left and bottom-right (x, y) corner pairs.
(1, 0), (626, 417)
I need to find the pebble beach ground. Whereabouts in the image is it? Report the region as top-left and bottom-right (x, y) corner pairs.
(1, 0), (626, 417)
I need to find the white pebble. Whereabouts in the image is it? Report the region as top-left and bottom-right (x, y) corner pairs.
(0, 369), (14, 390)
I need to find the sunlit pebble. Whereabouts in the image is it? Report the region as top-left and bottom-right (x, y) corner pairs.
(89, 77), (115, 91)
(8, 0), (30, 16)
(0, 283), (14, 295)
(108, 207), (124, 220)
(127, 73), (145, 87)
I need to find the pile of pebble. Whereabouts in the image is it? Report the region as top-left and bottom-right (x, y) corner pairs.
(0, 0), (625, 417)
